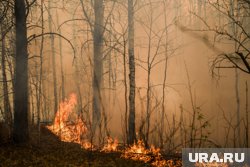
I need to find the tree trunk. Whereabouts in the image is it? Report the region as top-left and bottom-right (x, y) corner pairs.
(37, 0), (44, 143)
(160, 0), (169, 148)
(235, 69), (241, 146)
(245, 81), (249, 147)
(123, 39), (128, 144)
(128, 0), (136, 144)
(71, 9), (83, 115)
(56, 9), (65, 101)
(1, 25), (12, 126)
(13, 0), (29, 143)
(145, 23), (152, 148)
(92, 0), (104, 134)
(48, 0), (58, 115)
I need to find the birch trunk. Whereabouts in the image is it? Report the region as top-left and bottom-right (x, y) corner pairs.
(92, 0), (104, 134)
(48, 0), (58, 115)
(128, 0), (136, 144)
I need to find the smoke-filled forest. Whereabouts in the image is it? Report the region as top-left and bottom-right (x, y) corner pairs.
(0, 0), (249, 166)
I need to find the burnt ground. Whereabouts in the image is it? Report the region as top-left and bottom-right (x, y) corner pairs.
(0, 127), (181, 167)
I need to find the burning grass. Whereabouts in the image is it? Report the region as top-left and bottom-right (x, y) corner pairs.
(47, 93), (87, 144)
(121, 140), (182, 167)
(46, 93), (182, 167)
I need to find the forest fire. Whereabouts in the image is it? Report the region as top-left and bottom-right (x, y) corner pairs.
(46, 94), (173, 166)
(47, 93), (87, 144)
(1, 0), (250, 166)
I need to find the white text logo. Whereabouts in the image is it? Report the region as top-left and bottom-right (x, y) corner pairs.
(188, 153), (245, 163)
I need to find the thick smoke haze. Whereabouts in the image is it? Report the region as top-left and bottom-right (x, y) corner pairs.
(9, 0), (250, 148)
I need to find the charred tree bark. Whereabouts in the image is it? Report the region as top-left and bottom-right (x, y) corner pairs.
(13, 0), (29, 143)
(128, 0), (136, 145)
(92, 0), (104, 134)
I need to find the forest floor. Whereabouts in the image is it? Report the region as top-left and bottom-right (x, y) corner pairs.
(0, 127), (181, 167)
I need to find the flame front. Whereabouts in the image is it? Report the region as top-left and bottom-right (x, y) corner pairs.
(46, 93), (178, 166)
(47, 93), (87, 144)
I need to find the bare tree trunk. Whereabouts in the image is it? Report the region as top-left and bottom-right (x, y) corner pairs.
(235, 69), (241, 146)
(145, 46), (151, 147)
(29, 77), (35, 125)
(71, 10), (83, 116)
(48, 0), (58, 115)
(145, 5), (153, 146)
(246, 81), (249, 147)
(128, 0), (136, 145)
(13, 0), (29, 143)
(230, 0), (241, 147)
(1, 25), (12, 126)
(189, 0), (195, 25)
(203, 0), (206, 21)
(179, 105), (185, 147)
(197, 0), (202, 28)
(37, 0), (44, 144)
(184, 63), (196, 147)
(92, 0), (104, 135)
(160, 0), (169, 148)
(56, 9), (65, 101)
(123, 39), (128, 144)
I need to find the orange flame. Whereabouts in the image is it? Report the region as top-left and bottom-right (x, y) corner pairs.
(81, 140), (94, 150)
(47, 93), (87, 144)
(101, 137), (119, 152)
(47, 94), (174, 166)
(121, 140), (167, 166)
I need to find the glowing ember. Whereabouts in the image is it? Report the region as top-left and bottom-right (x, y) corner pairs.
(101, 137), (119, 152)
(47, 93), (87, 144)
(81, 140), (94, 150)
